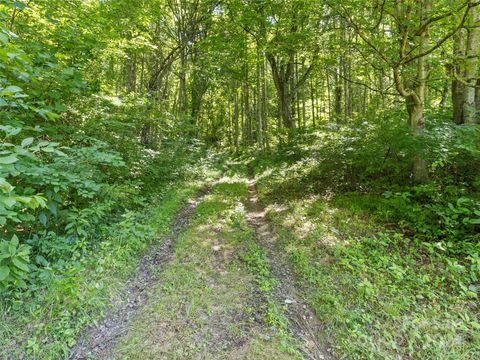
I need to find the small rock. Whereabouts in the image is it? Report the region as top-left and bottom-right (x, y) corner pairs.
(212, 245), (221, 251)
(285, 298), (295, 304)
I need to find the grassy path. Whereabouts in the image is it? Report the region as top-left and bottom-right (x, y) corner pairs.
(71, 182), (217, 359)
(245, 173), (331, 360)
(71, 172), (328, 359)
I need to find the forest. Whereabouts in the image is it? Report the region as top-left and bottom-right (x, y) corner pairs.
(0, 0), (479, 358)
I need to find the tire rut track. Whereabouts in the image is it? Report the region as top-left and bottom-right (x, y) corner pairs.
(245, 171), (332, 360)
(70, 181), (216, 360)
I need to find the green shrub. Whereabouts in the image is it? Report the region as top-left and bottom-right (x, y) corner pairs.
(0, 235), (31, 291)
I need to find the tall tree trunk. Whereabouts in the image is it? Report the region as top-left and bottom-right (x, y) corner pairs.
(440, 78), (449, 110)
(178, 48), (187, 114)
(410, 101), (427, 181)
(279, 86), (293, 128)
(262, 56), (269, 150)
(190, 67), (208, 127)
(140, 54), (145, 94)
(411, 0), (430, 182)
(267, 50), (312, 134)
(289, 56), (297, 129)
(310, 78), (316, 127)
(464, 5), (480, 124)
(393, 0), (430, 182)
(326, 71), (332, 121)
(125, 52), (137, 93)
(343, 56), (352, 120)
(256, 43), (264, 150)
(334, 66), (342, 121)
(475, 78), (480, 114)
(241, 80), (246, 149)
(294, 56), (299, 128)
(301, 60), (307, 128)
(233, 88), (240, 152)
(267, 54), (294, 129)
(453, 28), (467, 124)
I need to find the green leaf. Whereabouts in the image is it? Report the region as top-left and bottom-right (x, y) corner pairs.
(0, 125), (21, 136)
(0, 196), (17, 208)
(12, 258), (29, 272)
(12, 1), (27, 10)
(0, 33), (8, 44)
(42, 146), (55, 153)
(3, 85), (23, 93)
(36, 109), (59, 121)
(10, 235), (19, 248)
(15, 196), (34, 206)
(0, 155), (18, 164)
(34, 195), (47, 208)
(0, 266), (9, 281)
(39, 212), (48, 226)
(47, 200), (58, 216)
(55, 103), (68, 112)
(0, 178), (14, 193)
(21, 137), (33, 147)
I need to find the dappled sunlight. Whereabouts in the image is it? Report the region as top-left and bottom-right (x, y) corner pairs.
(3, 0), (479, 358)
(265, 203), (288, 214)
(216, 175), (248, 184)
(101, 95), (123, 107)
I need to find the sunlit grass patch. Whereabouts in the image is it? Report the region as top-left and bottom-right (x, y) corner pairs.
(194, 178), (248, 223)
(212, 177), (249, 200)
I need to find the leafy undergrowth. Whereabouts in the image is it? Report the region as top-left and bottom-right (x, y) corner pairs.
(249, 123), (480, 359)
(0, 151), (219, 359)
(111, 176), (297, 359)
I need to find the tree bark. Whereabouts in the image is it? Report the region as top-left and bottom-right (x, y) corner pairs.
(233, 89), (240, 152)
(453, 28), (467, 124)
(267, 53), (294, 128)
(256, 43), (264, 150)
(334, 66), (342, 121)
(392, 1), (430, 182)
(310, 78), (316, 127)
(411, 0), (430, 182)
(464, 5), (480, 124)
